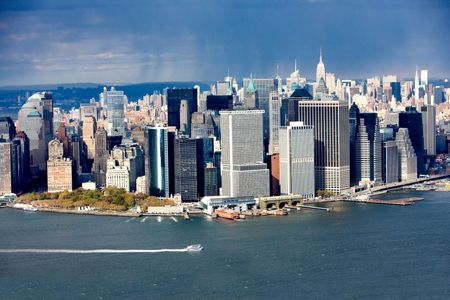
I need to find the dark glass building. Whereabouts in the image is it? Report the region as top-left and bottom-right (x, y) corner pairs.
(144, 127), (169, 197)
(166, 88), (198, 131)
(287, 88), (312, 124)
(390, 82), (401, 102)
(206, 95), (233, 112)
(399, 107), (425, 175)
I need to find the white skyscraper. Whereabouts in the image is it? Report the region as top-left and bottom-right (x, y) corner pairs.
(220, 110), (269, 197)
(279, 122), (315, 198)
(420, 69), (428, 86)
(414, 66), (420, 100)
(316, 49), (326, 84)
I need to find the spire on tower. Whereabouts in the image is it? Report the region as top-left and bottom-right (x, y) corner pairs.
(319, 48), (323, 63)
(294, 59), (297, 72)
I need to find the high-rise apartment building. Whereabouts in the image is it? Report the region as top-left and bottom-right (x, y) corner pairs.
(279, 122), (315, 198)
(220, 110), (269, 197)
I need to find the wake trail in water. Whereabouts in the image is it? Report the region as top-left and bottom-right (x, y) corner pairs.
(0, 248), (189, 254)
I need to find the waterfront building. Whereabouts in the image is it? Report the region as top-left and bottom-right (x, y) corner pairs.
(268, 91), (280, 155)
(279, 122), (315, 198)
(0, 141), (20, 194)
(105, 87), (125, 137)
(144, 126), (169, 197)
(174, 136), (214, 201)
(13, 131), (30, 188)
(421, 105), (436, 157)
(166, 88), (198, 131)
(354, 113), (382, 185)
(349, 103), (359, 186)
(268, 154), (280, 196)
(298, 99), (350, 193)
(106, 143), (144, 192)
(220, 110), (269, 197)
(47, 139), (73, 192)
(396, 128), (417, 181)
(382, 140), (399, 184)
(399, 107), (425, 175)
(204, 162), (218, 196)
(136, 176), (146, 194)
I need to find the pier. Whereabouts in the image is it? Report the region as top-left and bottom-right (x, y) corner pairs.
(345, 197), (424, 206)
(297, 205), (331, 212)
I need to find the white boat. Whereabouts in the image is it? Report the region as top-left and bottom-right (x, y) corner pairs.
(186, 244), (203, 252)
(13, 203), (37, 212)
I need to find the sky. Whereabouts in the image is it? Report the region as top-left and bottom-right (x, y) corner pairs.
(0, 0), (448, 86)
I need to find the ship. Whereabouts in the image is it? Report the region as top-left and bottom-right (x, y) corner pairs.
(187, 244), (203, 252)
(13, 203), (37, 212)
(214, 209), (240, 220)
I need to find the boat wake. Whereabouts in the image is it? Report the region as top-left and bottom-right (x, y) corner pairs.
(0, 245), (203, 254)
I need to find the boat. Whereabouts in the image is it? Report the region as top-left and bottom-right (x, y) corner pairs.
(184, 212), (190, 220)
(215, 209), (240, 220)
(13, 203), (38, 212)
(187, 244), (203, 252)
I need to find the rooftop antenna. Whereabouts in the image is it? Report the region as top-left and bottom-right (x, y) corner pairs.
(294, 59), (297, 72)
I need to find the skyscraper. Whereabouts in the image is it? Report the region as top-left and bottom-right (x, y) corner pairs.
(268, 91), (280, 155)
(279, 121), (315, 198)
(0, 117), (16, 141)
(144, 126), (169, 197)
(179, 100), (190, 135)
(399, 107), (425, 175)
(166, 88), (198, 131)
(316, 49), (326, 85)
(354, 113), (382, 184)
(220, 110), (269, 197)
(396, 128), (417, 181)
(92, 127), (108, 187)
(105, 87), (125, 137)
(82, 115), (96, 160)
(421, 105), (436, 157)
(47, 139), (73, 192)
(298, 100), (350, 193)
(382, 140), (399, 184)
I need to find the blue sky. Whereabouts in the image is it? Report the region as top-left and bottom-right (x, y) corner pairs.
(0, 0), (448, 85)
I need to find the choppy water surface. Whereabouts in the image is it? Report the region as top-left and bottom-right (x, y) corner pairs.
(1, 189), (449, 299)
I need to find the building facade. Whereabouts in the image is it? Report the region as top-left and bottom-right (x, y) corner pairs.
(47, 139), (73, 192)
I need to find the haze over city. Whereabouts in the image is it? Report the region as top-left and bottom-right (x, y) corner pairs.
(0, 0), (449, 86)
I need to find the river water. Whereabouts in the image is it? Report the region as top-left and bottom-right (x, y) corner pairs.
(1, 189), (449, 299)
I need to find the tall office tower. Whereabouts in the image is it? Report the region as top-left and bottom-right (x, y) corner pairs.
(279, 122), (315, 198)
(179, 100), (190, 135)
(191, 113), (215, 138)
(17, 93), (49, 174)
(286, 61), (306, 95)
(268, 154), (280, 196)
(316, 49), (326, 84)
(106, 143), (143, 192)
(287, 89), (313, 124)
(325, 73), (336, 94)
(396, 128), (417, 181)
(206, 95), (233, 113)
(198, 92), (208, 112)
(420, 69), (428, 86)
(105, 87), (125, 137)
(349, 103), (359, 185)
(56, 122), (70, 157)
(204, 162), (218, 196)
(131, 127), (145, 149)
(41, 92), (54, 150)
(280, 98), (289, 127)
(421, 106), (436, 157)
(390, 82), (401, 102)
(268, 91), (280, 155)
(82, 116), (96, 160)
(92, 127), (108, 187)
(14, 131), (30, 187)
(354, 113), (382, 184)
(0, 117), (16, 141)
(47, 139), (73, 192)
(382, 140), (399, 184)
(243, 74), (258, 109)
(166, 88), (198, 131)
(298, 100), (350, 193)
(0, 142), (17, 194)
(243, 75), (277, 149)
(414, 66), (420, 99)
(220, 110), (270, 197)
(399, 107), (425, 175)
(144, 126), (169, 197)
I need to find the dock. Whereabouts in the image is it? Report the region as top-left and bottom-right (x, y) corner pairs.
(345, 197), (424, 206)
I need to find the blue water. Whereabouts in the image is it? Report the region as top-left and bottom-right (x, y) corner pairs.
(1, 190), (449, 299)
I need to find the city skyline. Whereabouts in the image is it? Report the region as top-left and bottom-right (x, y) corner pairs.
(0, 0), (449, 86)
